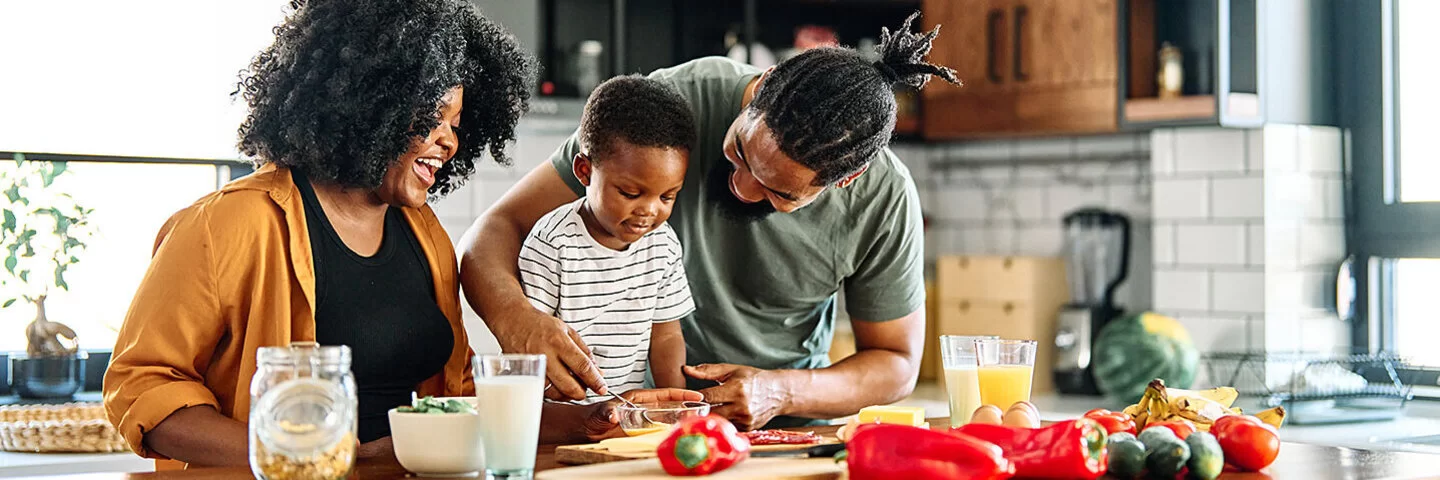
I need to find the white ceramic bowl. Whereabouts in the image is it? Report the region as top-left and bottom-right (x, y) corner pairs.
(389, 397), (484, 477)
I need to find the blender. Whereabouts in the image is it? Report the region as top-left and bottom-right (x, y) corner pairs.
(1053, 208), (1131, 395)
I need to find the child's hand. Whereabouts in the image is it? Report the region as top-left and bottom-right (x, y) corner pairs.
(581, 388), (705, 441)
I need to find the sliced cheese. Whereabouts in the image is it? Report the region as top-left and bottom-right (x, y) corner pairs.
(857, 406), (926, 426)
(595, 430), (670, 453)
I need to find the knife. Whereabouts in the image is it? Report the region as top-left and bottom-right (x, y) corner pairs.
(749, 443), (846, 458)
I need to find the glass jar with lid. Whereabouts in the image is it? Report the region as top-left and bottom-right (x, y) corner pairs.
(248, 342), (357, 480)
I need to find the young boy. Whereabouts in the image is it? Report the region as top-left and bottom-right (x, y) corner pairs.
(519, 75), (697, 404)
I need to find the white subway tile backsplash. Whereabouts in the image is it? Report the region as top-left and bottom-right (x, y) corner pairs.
(474, 178), (520, 216)
(1304, 176), (1330, 220)
(1178, 315), (1251, 353)
(1264, 272), (1303, 313)
(1152, 129), (1176, 175)
(1299, 314), (1350, 353)
(1017, 225), (1063, 256)
(1175, 224), (1247, 266)
(1014, 138), (1074, 158)
(1245, 129), (1263, 172)
(1247, 223), (1266, 266)
(935, 188), (990, 221)
(1264, 223), (1300, 269)
(1174, 128), (1247, 173)
(1046, 184), (1108, 219)
(1106, 181), (1151, 219)
(959, 140), (1014, 161)
(1298, 126), (1343, 174)
(1263, 312), (1303, 355)
(1076, 134), (1142, 157)
(1262, 124), (1299, 173)
(1298, 224), (1346, 268)
(1210, 176), (1264, 219)
(430, 184), (475, 218)
(1012, 186), (1048, 221)
(1154, 269), (1212, 312)
(1153, 178), (1210, 219)
(1322, 177), (1345, 219)
(1154, 223), (1176, 265)
(1300, 271), (1335, 312)
(1212, 270), (1266, 313)
(1263, 173), (1308, 220)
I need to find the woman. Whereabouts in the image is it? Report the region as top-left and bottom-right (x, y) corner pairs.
(103, 0), (691, 467)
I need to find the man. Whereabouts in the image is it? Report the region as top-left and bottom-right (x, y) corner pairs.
(461, 13), (960, 429)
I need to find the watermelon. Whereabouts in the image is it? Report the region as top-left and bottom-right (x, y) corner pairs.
(1092, 312), (1199, 402)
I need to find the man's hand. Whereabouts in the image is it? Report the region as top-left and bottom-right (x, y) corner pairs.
(579, 388), (705, 441)
(684, 364), (791, 431)
(488, 308), (607, 401)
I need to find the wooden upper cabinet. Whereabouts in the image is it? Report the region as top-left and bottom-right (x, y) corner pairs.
(922, 0), (1119, 139)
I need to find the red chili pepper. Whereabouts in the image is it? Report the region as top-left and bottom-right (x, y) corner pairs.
(846, 424), (1014, 480)
(656, 414), (751, 476)
(1083, 409), (1137, 436)
(951, 419), (1109, 479)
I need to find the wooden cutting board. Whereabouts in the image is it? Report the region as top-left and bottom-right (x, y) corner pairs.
(554, 436), (841, 465)
(536, 458), (845, 480)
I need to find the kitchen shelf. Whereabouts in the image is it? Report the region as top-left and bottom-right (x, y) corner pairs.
(1123, 95), (1215, 123)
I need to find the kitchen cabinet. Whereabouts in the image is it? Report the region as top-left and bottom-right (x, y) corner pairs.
(1119, 0), (1337, 128)
(920, 0), (1119, 138)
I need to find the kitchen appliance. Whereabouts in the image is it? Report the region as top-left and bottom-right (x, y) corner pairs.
(1053, 208), (1130, 395)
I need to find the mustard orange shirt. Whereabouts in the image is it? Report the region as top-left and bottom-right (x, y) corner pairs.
(103, 164), (474, 459)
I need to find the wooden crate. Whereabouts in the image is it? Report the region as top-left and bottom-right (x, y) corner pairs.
(934, 256), (1069, 394)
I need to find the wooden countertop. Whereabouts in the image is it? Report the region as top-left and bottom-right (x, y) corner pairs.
(96, 419), (1440, 479)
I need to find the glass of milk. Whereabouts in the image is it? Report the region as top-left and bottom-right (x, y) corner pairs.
(940, 335), (997, 426)
(474, 354), (546, 480)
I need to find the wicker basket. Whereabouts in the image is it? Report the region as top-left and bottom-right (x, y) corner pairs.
(0, 402), (130, 453)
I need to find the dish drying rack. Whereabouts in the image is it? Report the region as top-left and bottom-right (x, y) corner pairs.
(1200, 352), (1417, 425)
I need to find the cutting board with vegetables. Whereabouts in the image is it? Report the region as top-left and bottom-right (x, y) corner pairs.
(536, 458), (845, 480)
(554, 432), (842, 465)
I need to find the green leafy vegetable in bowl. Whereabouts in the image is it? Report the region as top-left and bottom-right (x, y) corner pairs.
(395, 396), (476, 414)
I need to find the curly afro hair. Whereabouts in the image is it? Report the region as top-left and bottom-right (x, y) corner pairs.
(235, 0), (535, 198)
(748, 11), (958, 186)
(579, 75), (697, 163)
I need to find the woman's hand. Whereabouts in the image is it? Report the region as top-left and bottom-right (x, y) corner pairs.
(580, 388), (704, 442)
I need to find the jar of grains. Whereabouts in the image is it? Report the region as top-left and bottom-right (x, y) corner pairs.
(248, 342), (357, 480)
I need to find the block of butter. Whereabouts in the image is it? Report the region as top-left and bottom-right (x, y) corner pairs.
(857, 405), (926, 426)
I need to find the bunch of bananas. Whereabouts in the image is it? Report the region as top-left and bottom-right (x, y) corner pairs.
(1121, 379), (1285, 432)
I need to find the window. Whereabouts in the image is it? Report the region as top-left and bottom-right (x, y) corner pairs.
(1344, 0), (1440, 374)
(0, 161), (227, 353)
(1396, 0), (1440, 203)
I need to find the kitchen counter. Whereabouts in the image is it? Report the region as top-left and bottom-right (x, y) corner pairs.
(66, 418), (1440, 479)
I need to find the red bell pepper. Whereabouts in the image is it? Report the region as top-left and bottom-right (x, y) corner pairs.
(656, 414), (751, 476)
(1083, 409), (1137, 436)
(951, 419), (1109, 479)
(846, 424), (1014, 480)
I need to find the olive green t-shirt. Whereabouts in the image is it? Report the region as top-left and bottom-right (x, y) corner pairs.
(548, 56), (925, 384)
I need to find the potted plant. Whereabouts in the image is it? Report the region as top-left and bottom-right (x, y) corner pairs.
(1, 153), (96, 398)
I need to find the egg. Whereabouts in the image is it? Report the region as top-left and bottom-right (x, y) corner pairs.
(1003, 403), (1040, 428)
(970, 405), (1004, 425)
(1012, 401), (1040, 419)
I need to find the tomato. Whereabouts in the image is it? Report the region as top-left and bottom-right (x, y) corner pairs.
(1212, 415), (1280, 471)
(1145, 419), (1197, 440)
(1083, 409), (1137, 436)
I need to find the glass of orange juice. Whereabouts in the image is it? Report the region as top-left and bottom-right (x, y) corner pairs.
(940, 335), (997, 425)
(975, 339), (1037, 408)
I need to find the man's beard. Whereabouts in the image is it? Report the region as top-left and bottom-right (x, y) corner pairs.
(706, 161), (777, 223)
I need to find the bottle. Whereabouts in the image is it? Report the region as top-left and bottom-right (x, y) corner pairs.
(249, 342), (357, 480)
